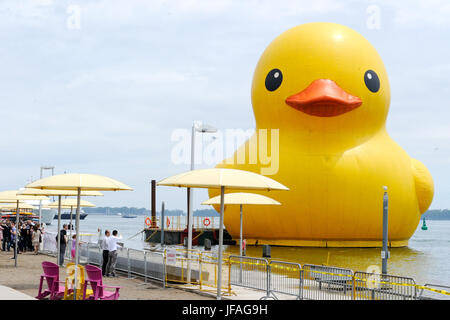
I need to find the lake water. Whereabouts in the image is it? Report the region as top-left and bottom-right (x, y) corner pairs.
(46, 215), (450, 286)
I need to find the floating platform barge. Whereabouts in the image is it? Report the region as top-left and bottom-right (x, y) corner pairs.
(144, 228), (236, 246)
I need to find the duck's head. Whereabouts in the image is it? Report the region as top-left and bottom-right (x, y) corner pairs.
(252, 23), (390, 142)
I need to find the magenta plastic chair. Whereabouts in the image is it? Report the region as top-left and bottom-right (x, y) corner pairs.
(36, 261), (68, 300)
(83, 264), (121, 300)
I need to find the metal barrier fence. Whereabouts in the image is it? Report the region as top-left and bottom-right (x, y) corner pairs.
(229, 255), (272, 299)
(269, 261), (303, 300)
(40, 244), (450, 300)
(302, 264), (354, 300)
(75, 243), (166, 285)
(353, 271), (417, 300)
(418, 284), (450, 300)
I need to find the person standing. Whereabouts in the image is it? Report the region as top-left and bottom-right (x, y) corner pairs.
(10, 222), (17, 260)
(101, 230), (110, 276)
(31, 225), (41, 255)
(106, 230), (122, 277)
(2, 222), (11, 252)
(19, 223), (27, 253)
(0, 222), (3, 246)
(58, 224), (68, 266)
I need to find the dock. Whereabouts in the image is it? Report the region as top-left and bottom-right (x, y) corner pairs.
(143, 228), (236, 246)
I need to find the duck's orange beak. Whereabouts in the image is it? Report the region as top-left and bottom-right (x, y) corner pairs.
(285, 79), (362, 117)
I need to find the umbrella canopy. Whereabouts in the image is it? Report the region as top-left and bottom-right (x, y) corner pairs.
(26, 173), (133, 191)
(18, 188), (104, 197)
(0, 190), (49, 202)
(157, 168), (289, 191)
(202, 192), (281, 206)
(47, 199), (96, 208)
(0, 203), (36, 210)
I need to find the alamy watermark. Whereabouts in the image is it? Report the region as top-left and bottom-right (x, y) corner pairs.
(67, 4), (81, 30)
(170, 126), (280, 176)
(366, 4), (381, 30)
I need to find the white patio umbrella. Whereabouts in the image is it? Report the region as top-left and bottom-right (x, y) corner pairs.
(26, 173), (132, 299)
(18, 188), (103, 265)
(157, 168), (288, 300)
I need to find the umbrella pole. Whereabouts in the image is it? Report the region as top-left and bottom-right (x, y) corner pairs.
(239, 204), (243, 283)
(239, 204), (243, 256)
(73, 188), (81, 300)
(187, 187), (193, 283)
(15, 200), (19, 267)
(217, 186), (225, 300)
(56, 195), (62, 265)
(69, 206), (73, 239)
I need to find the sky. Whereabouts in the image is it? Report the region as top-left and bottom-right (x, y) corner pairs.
(0, 0), (449, 211)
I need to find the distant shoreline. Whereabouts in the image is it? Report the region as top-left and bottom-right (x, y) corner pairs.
(83, 207), (450, 220)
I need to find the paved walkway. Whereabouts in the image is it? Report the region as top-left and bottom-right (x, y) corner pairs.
(0, 285), (35, 300)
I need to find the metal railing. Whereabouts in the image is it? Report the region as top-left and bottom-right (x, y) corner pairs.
(41, 243), (450, 300)
(148, 216), (220, 230)
(302, 264), (354, 300)
(353, 271), (417, 300)
(269, 261), (303, 300)
(418, 284), (450, 300)
(229, 255), (272, 299)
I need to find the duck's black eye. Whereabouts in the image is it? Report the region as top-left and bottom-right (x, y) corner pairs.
(364, 70), (380, 93)
(265, 68), (283, 91)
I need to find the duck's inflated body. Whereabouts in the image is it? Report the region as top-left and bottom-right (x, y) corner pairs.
(209, 23), (433, 247)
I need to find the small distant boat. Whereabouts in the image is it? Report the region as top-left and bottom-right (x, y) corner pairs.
(122, 214), (137, 219)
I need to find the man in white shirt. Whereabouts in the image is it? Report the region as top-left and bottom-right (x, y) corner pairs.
(106, 230), (122, 277)
(100, 230), (110, 276)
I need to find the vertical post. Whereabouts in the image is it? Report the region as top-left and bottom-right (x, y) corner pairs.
(56, 195), (62, 265)
(144, 251), (148, 283)
(161, 202), (165, 247)
(73, 188), (81, 300)
(15, 200), (19, 267)
(186, 188), (190, 232)
(217, 186), (225, 300)
(239, 204), (243, 283)
(186, 124), (195, 282)
(69, 206), (74, 240)
(239, 204), (243, 257)
(382, 186), (389, 275)
(163, 249), (166, 289)
(127, 248), (131, 278)
(38, 167), (43, 225)
(151, 180), (156, 228)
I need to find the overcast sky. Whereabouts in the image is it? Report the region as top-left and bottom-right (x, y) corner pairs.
(0, 0), (449, 211)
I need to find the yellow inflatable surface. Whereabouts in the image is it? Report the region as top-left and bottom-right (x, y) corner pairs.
(209, 22), (434, 247)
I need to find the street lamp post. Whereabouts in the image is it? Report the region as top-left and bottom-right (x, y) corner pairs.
(381, 186), (389, 274)
(187, 121), (217, 282)
(38, 166), (54, 225)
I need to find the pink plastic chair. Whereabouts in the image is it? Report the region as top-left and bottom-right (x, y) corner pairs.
(36, 261), (69, 300)
(83, 264), (121, 300)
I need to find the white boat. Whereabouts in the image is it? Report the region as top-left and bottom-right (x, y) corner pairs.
(40, 208), (55, 225)
(28, 200), (56, 225)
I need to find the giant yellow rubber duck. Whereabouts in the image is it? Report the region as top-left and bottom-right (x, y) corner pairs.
(209, 22), (434, 247)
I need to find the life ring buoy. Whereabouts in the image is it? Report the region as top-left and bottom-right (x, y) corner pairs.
(145, 217), (152, 227)
(166, 217), (170, 227)
(203, 217), (211, 227)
